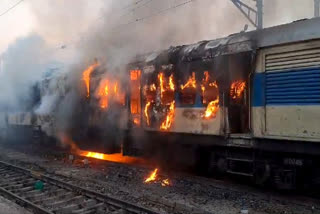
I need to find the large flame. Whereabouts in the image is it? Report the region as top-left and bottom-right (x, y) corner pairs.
(160, 101), (175, 131)
(201, 71), (220, 119)
(80, 151), (145, 164)
(97, 78), (125, 109)
(230, 80), (246, 99)
(158, 72), (175, 102)
(130, 70), (141, 126)
(158, 73), (165, 99)
(98, 79), (109, 109)
(180, 72), (196, 90)
(82, 62), (99, 98)
(204, 97), (219, 119)
(169, 74), (175, 91)
(130, 70), (140, 80)
(144, 101), (151, 126)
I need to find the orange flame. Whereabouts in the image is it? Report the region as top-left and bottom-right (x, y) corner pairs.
(169, 74), (175, 91)
(97, 79), (125, 109)
(130, 70), (141, 80)
(80, 151), (145, 164)
(158, 73), (165, 99)
(181, 72), (196, 90)
(160, 101), (175, 131)
(82, 62), (99, 98)
(133, 118), (140, 125)
(130, 70), (141, 126)
(144, 168), (171, 187)
(203, 98), (219, 119)
(145, 168), (158, 183)
(144, 102), (151, 126)
(158, 72), (175, 102)
(98, 79), (109, 109)
(230, 80), (246, 99)
(201, 71), (220, 119)
(150, 84), (156, 91)
(161, 179), (171, 187)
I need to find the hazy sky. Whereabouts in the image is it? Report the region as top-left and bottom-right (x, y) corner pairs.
(0, 0), (315, 55)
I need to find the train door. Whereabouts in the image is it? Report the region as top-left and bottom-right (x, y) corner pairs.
(129, 69), (142, 126)
(227, 53), (252, 134)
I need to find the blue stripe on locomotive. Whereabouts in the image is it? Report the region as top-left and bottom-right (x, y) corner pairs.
(253, 67), (320, 106)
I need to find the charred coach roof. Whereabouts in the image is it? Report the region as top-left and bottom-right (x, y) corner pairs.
(134, 17), (320, 66)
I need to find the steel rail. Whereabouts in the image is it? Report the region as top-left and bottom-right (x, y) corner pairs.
(0, 160), (160, 214)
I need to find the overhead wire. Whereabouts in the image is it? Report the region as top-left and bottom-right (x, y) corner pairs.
(121, 0), (146, 10)
(38, 0), (198, 52)
(0, 0), (24, 17)
(113, 0), (197, 31)
(119, 0), (154, 18)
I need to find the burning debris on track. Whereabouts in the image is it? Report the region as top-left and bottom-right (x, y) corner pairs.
(0, 145), (318, 214)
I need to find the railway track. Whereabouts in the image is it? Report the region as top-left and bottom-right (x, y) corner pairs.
(0, 161), (160, 214)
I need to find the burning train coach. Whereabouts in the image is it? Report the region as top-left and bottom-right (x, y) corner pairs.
(3, 17), (320, 189)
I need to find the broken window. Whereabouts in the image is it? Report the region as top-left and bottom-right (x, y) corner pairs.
(180, 72), (197, 105)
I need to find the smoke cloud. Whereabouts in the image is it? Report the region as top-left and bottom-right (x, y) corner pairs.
(0, 34), (51, 111)
(0, 0), (315, 144)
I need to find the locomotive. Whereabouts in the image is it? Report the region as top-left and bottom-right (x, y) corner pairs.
(3, 17), (320, 189)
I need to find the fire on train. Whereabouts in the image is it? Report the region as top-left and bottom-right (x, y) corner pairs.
(3, 17), (320, 189)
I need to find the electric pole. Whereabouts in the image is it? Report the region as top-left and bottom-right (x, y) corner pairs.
(230, 0), (263, 30)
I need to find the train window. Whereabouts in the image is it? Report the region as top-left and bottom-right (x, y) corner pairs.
(158, 72), (175, 105)
(130, 70), (141, 126)
(201, 71), (219, 105)
(143, 83), (156, 127)
(180, 72), (197, 105)
(201, 71), (220, 119)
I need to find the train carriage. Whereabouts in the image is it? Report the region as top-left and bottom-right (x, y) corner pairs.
(123, 17), (320, 189)
(2, 17), (320, 190)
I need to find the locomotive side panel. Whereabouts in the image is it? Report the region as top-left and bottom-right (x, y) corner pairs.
(252, 40), (320, 141)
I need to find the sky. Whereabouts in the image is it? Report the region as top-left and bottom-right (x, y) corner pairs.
(0, 0), (315, 57)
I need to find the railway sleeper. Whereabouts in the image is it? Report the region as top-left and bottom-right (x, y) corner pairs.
(110, 209), (126, 214)
(0, 168), (12, 174)
(0, 175), (29, 184)
(3, 179), (37, 191)
(24, 186), (62, 201)
(54, 199), (101, 214)
(54, 203), (82, 214)
(35, 191), (75, 206)
(0, 172), (22, 179)
(48, 195), (85, 210)
(0, 175), (32, 184)
(0, 176), (34, 187)
(71, 202), (104, 214)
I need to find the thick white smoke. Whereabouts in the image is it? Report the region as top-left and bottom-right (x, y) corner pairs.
(0, 0), (314, 139)
(0, 34), (51, 111)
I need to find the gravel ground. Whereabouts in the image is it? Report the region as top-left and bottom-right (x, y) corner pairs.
(0, 145), (319, 214)
(0, 195), (32, 214)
